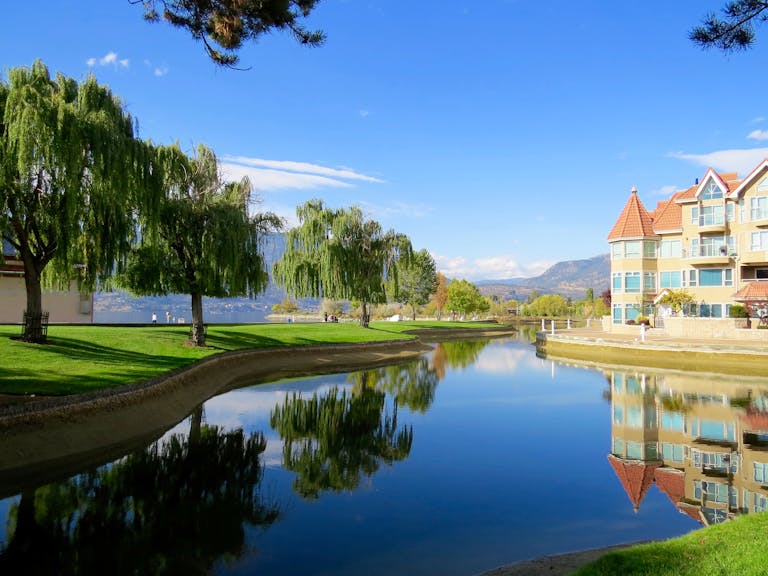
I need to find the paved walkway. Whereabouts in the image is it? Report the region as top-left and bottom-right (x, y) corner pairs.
(539, 323), (768, 355)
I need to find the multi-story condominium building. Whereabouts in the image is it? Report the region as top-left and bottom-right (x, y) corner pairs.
(608, 159), (768, 325)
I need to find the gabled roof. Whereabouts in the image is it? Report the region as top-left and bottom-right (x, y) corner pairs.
(695, 168), (740, 199)
(607, 454), (661, 512)
(654, 467), (685, 506)
(652, 191), (685, 233)
(675, 184), (698, 204)
(607, 188), (657, 241)
(728, 158), (768, 200)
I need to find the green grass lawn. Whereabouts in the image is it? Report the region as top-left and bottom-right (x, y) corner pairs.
(0, 320), (499, 396)
(575, 511), (768, 575)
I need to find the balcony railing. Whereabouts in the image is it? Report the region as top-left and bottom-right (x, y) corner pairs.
(752, 207), (768, 221)
(698, 214), (725, 227)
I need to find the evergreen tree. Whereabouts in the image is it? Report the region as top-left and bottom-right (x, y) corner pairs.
(137, 0), (325, 67)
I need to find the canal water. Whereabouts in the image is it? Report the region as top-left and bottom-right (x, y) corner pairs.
(3, 335), (767, 575)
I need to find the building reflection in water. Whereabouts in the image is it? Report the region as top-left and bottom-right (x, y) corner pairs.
(607, 368), (768, 525)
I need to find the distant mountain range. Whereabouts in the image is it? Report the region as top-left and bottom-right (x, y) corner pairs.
(94, 234), (609, 321)
(477, 254), (609, 301)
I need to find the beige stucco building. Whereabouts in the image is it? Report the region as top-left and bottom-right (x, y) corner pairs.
(1, 240), (92, 324)
(608, 159), (768, 326)
(607, 367), (768, 524)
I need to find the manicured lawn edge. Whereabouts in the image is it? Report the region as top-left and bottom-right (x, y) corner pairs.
(0, 321), (506, 396)
(573, 511), (768, 576)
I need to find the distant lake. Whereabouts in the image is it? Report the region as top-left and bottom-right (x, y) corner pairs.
(3, 336), (764, 574)
(94, 308), (271, 324)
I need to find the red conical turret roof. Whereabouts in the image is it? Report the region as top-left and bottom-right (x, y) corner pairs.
(607, 188), (656, 240)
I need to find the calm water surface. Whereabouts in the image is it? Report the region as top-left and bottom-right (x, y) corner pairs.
(3, 335), (767, 575)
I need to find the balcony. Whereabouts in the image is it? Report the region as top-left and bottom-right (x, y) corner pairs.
(697, 214), (726, 232)
(740, 250), (768, 265)
(752, 208), (768, 227)
(683, 245), (733, 266)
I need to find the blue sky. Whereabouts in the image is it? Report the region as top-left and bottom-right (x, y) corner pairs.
(4, 1), (768, 280)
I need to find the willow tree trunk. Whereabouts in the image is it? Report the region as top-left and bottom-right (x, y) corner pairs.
(189, 404), (203, 445)
(21, 254), (45, 343)
(360, 301), (370, 328)
(190, 292), (206, 346)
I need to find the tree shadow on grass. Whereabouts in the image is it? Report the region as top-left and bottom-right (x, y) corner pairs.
(204, 330), (323, 351)
(34, 336), (197, 369)
(0, 336), (209, 395)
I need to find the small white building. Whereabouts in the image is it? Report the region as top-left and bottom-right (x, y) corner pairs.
(1, 240), (93, 324)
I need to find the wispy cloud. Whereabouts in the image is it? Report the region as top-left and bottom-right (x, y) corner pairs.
(668, 147), (768, 175)
(748, 130), (768, 141)
(650, 184), (680, 197)
(356, 200), (432, 220)
(87, 51), (129, 69)
(220, 156), (385, 191)
(433, 254), (553, 281)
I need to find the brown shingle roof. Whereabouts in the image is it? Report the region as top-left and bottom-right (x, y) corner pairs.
(654, 467), (685, 506)
(607, 454), (661, 512)
(652, 191), (684, 232)
(607, 188), (656, 240)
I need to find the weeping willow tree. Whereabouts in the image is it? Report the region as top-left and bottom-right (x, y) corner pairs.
(273, 199), (411, 327)
(0, 61), (163, 342)
(119, 144), (282, 346)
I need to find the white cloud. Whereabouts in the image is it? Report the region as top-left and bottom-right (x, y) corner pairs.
(87, 51), (129, 69)
(154, 66), (169, 77)
(667, 147), (768, 175)
(356, 200), (432, 220)
(748, 130), (768, 141)
(221, 162), (358, 191)
(433, 253), (553, 281)
(222, 156), (385, 185)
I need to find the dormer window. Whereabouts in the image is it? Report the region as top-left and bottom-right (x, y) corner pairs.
(701, 179), (723, 200)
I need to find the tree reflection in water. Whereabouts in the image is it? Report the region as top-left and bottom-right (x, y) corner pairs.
(270, 342), (493, 499)
(348, 357), (440, 413)
(0, 406), (279, 575)
(271, 384), (413, 499)
(430, 339), (490, 380)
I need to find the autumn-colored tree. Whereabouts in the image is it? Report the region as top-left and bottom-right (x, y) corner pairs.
(431, 272), (449, 320)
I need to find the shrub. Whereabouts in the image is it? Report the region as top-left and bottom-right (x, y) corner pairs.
(729, 304), (748, 318)
(626, 319), (636, 325)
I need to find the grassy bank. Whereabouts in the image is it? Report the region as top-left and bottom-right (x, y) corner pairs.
(575, 512), (768, 575)
(0, 320), (498, 396)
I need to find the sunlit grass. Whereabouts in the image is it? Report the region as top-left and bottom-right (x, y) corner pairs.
(575, 512), (768, 576)
(0, 320), (499, 396)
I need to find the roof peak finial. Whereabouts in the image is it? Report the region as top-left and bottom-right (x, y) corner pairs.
(631, 186), (638, 194)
